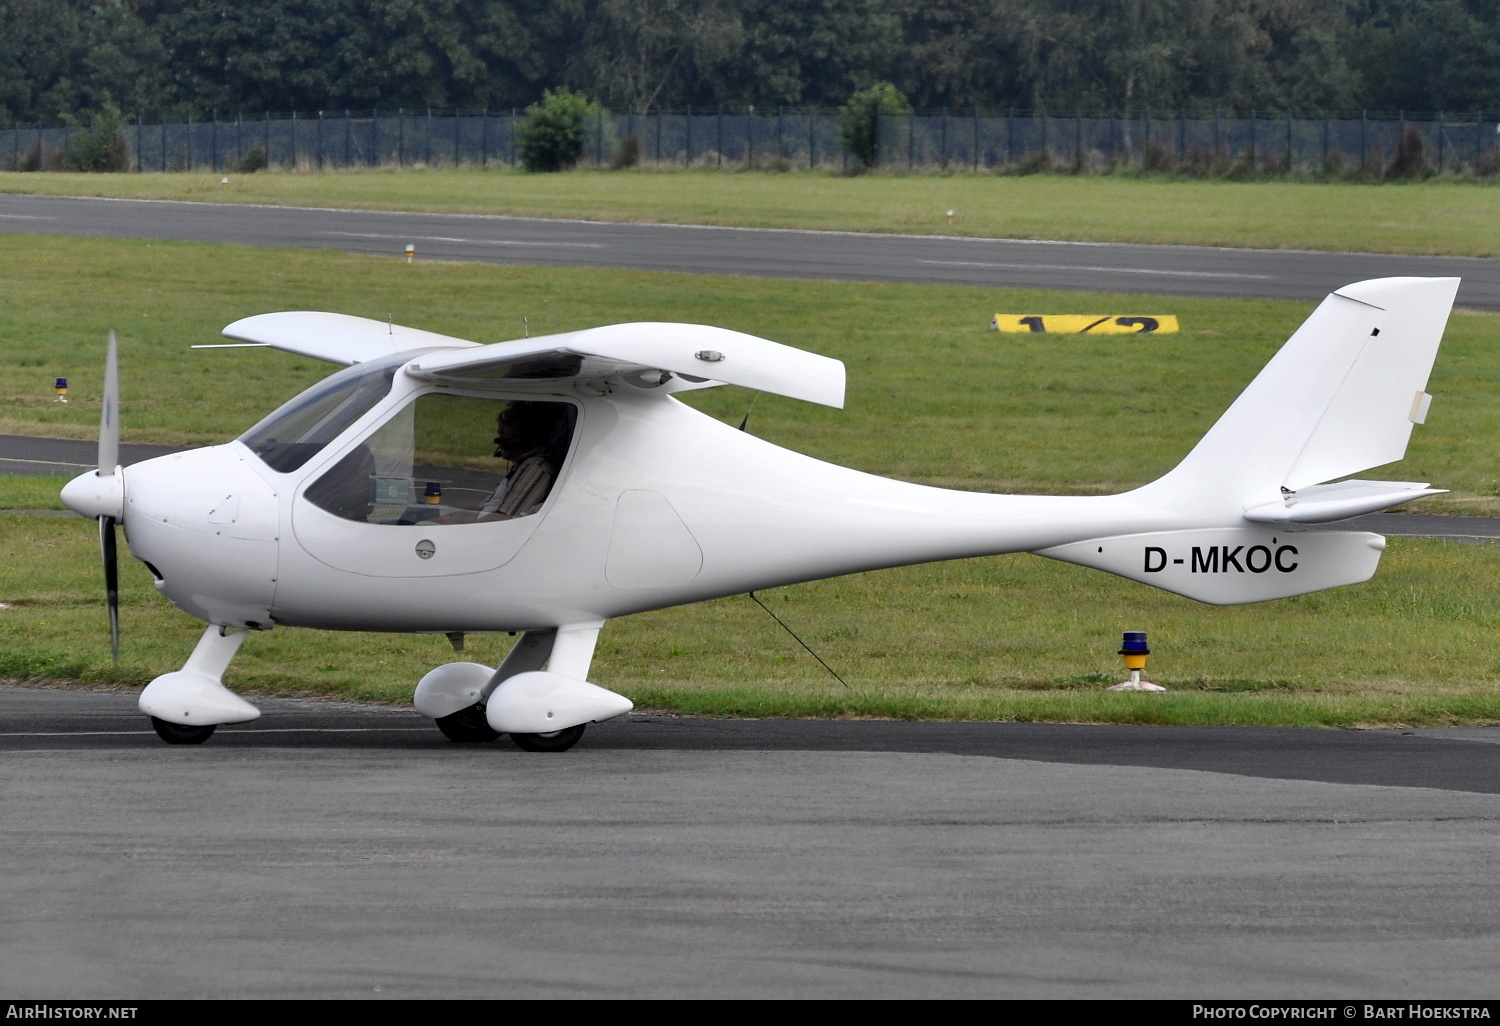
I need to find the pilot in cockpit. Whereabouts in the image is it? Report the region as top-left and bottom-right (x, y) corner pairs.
(434, 401), (567, 523)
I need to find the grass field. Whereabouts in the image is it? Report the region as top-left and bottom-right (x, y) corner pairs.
(5, 168), (1500, 256)
(3, 234), (1498, 724)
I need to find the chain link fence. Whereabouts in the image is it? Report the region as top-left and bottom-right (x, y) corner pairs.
(3, 108), (1497, 176)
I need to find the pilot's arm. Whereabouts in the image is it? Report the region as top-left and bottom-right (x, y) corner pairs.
(434, 451), (555, 524)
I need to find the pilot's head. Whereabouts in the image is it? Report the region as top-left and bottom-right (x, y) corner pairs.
(493, 403), (557, 461)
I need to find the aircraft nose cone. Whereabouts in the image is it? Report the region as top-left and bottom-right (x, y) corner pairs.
(60, 468), (125, 520)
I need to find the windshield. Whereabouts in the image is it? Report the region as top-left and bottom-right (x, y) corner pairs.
(239, 352), (415, 473)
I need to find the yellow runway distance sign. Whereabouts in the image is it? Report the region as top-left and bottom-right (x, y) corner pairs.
(991, 315), (1179, 334)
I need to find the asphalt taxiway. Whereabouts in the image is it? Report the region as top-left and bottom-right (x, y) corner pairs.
(3, 685), (1498, 999)
(4, 193), (1498, 307)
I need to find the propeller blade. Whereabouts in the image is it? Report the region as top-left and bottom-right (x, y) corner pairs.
(99, 331), (118, 476)
(101, 515), (119, 665)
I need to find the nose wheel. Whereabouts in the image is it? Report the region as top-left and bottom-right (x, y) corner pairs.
(150, 717), (217, 745)
(510, 724), (586, 752)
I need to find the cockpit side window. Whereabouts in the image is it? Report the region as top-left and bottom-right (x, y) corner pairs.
(239, 354), (411, 473)
(305, 394), (576, 525)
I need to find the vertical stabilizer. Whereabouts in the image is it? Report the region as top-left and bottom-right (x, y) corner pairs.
(1146, 277), (1458, 511)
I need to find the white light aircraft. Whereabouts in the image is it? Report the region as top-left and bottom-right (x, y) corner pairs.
(61, 277), (1458, 750)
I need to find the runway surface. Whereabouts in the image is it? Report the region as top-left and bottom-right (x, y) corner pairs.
(3, 685), (1498, 999)
(4, 193), (1499, 307)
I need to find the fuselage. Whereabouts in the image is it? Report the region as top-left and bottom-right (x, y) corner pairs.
(117, 365), (1200, 634)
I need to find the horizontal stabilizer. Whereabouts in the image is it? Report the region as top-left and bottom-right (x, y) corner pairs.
(1035, 528), (1386, 605)
(222, 312), (480, 365)
(1243, 479), (1445, 525)
(406, 322), (846, 408)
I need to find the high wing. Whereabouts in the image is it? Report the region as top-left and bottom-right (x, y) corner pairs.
(221, 315), (846, 409)
(221, 312), (481, 365)
(405, 322), (846, 409)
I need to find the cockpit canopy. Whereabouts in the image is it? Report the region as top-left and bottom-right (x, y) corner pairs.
(305, 394), (576, 525)
(239, 355), (576, 525)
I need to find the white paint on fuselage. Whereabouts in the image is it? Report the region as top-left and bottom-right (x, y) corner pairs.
(125, 367), (1180, 634)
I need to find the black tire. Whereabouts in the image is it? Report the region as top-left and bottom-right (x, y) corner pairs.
(510, 723), (586, 752)
(435, 703), (500, 743)
(150, 717), (216, 745)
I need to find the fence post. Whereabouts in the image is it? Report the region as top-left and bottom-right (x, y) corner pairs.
(777, 105), (783, 161)
(685, 106), (692, 165)
(656, 106), (663, 162)
(345, 110), (351, 167)
(161, 115), (166, 171)
(370, 109), (377, 168)
(908, 109), (915, 168)
(1438, 111), (1445, 174)
(1248, 109), (1256, 169)
(263, 110), (270, 167)
(291, 110), (298, 168)
(1041, 108), (1048, 164)
(510, 109), (516, 167)
(1285, 109), (1291, 171)
(747, 107), (753, 168)
(398, 109), (404, 166)
(1007, 107), (1014, 165)
(1323, 113), (1329, 171)
(1179, 109), (1185, 160)
(136, 115), (142, 172)
(482, 107), (490, 168)
(808, 109), (815, 169)
(1361, 110), (1367, 170)
(1399, 109), (1405, 175)
(717, 107), (723, 167)
(1476, 111), (1482, 170)
(1074, 108), (1082, 170)
(973, 106), (979, 170)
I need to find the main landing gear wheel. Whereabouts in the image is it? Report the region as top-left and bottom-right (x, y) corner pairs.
(150, 717), (216, 745)
(435, 704), (500, 743)
(510, 723), (586, 753)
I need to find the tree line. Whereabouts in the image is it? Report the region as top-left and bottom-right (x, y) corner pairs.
(4, 0), (1499, 127)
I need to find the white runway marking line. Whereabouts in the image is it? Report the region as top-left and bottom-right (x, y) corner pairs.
(919, 258), (1273, 280)
(0, 727), (432, 736)
(323, 231), (603, 249)
(0, 213), (52, 220)
(0, 456), (92, 468)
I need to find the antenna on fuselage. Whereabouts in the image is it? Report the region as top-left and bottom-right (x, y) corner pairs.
(747, 591), (848, 688)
